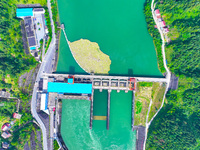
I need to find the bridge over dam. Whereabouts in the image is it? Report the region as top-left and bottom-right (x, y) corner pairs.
(42, 73), (167, 130)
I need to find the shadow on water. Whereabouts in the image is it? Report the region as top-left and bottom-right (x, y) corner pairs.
(54, 70), (164, 78)
(128, 69), (133, 76)
(55, 64), (164, 78)
(55, 65), (89, 75)
(69, 66), (75, 74)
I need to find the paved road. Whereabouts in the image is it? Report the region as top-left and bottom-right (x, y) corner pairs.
(49, 109), (54, 150)
(44, 73), (167, 83)
(143, 1), (171, 149)
(42, 37), (46, 60)
(31, 0), (56, 150)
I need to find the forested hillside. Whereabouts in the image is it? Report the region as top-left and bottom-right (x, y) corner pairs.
(0, 0), (37, 87)
(0, 0), (46, 149)
(144, 0), (200, 149)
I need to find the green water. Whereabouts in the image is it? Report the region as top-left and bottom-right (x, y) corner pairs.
(57, 0), (162, 77)
(93, 90), (108, 116)
(57, 0), (162, 149)
(61, 91), (136, 150)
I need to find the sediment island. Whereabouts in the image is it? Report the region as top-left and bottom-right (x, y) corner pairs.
(68, 39), (111, 74)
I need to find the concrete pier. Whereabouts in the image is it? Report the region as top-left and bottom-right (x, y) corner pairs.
(90, 89), (94, 129)
(60, 24), (65, 30)
(132, 90), (135, 130)
(44, 73), (167, 93)
(107, 90), (111, 130)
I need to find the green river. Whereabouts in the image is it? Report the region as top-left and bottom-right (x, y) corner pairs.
(57, 0), (162, 149)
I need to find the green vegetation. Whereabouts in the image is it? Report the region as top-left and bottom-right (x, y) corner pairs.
(0, 100), (40, 150)
(135, 82), (166, 126)
(144, 0), (200, 149)
(144, 0), (165, 73)
(135, 101), (142, 114)
(15, 0), (47, 5)
(139, 82), (153, 87)
(54, 140), (59, 150)
(0, 0), (47, 149)
(44, 7), (52, 53)
(51, 0), (59, 34)
(45, 0), (60, 53)
(0, 0), (38, 84)
(69, 39), (111, 74)
(148, 83), (166, 122)
(135, 84), (151, 126)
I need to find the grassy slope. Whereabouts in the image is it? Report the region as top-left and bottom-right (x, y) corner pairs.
(134, 82), (165, 126)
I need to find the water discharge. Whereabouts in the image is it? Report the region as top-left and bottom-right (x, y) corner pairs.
(61, 90), (136, 150)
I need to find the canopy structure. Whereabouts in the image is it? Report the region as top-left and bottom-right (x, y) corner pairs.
(16, 8), (33, 18)
(47, 82), (92, 94)
(40, 93), (49, 114)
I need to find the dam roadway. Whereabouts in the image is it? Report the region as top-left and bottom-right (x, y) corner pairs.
(44, 73), (167, 85)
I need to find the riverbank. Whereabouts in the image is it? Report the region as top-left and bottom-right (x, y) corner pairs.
(56, 0), (165, 149)
(144, 0), (166, 73)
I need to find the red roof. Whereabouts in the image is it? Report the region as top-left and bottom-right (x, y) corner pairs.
(1, 123), (10, 131)
(161, 21), (166, 26)
(13, 113), (18, 118)
(1, 125), (6, 130)
(157, 15), (161, 18)
(155, 9), (160, 14)
(129, 78), (135, 82)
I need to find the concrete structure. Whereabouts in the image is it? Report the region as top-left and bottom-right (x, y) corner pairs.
(169, 74), (179, 90)
(43, 77), (48, 92)
(1, 131), (11, 139)
(31, 0), (56, 149)
(42, 73), (167, 131)
(1, 123), (11, 132)
(16, 8), (33, 17)
(16, 8), (47, 60)
(0, 90), (10, 98)
(13, 113), (22, 119)
(161, 21), (166, 27)
(44, 73), (167, 91)
(136, 126), (146, 150)
(40, 93), (49, 114)
(2, 142), (9, 149)
(47, 82), (92, 94)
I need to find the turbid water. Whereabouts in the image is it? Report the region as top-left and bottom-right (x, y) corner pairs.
(61, 91), (136, 150)
(57, 0), (162, 149)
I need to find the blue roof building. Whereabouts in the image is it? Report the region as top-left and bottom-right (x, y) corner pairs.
(47, 82), (92, 94)
(68, 78), (74, 84)
(16, 8), (33, 18)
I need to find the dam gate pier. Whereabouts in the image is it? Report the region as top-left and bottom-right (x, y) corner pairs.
(41, 73), (167, 130)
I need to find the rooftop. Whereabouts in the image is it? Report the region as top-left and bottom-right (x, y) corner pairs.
(155, 9), (160, 14)
(16, 8), (33, 18)
(47, 82), (92, 94)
